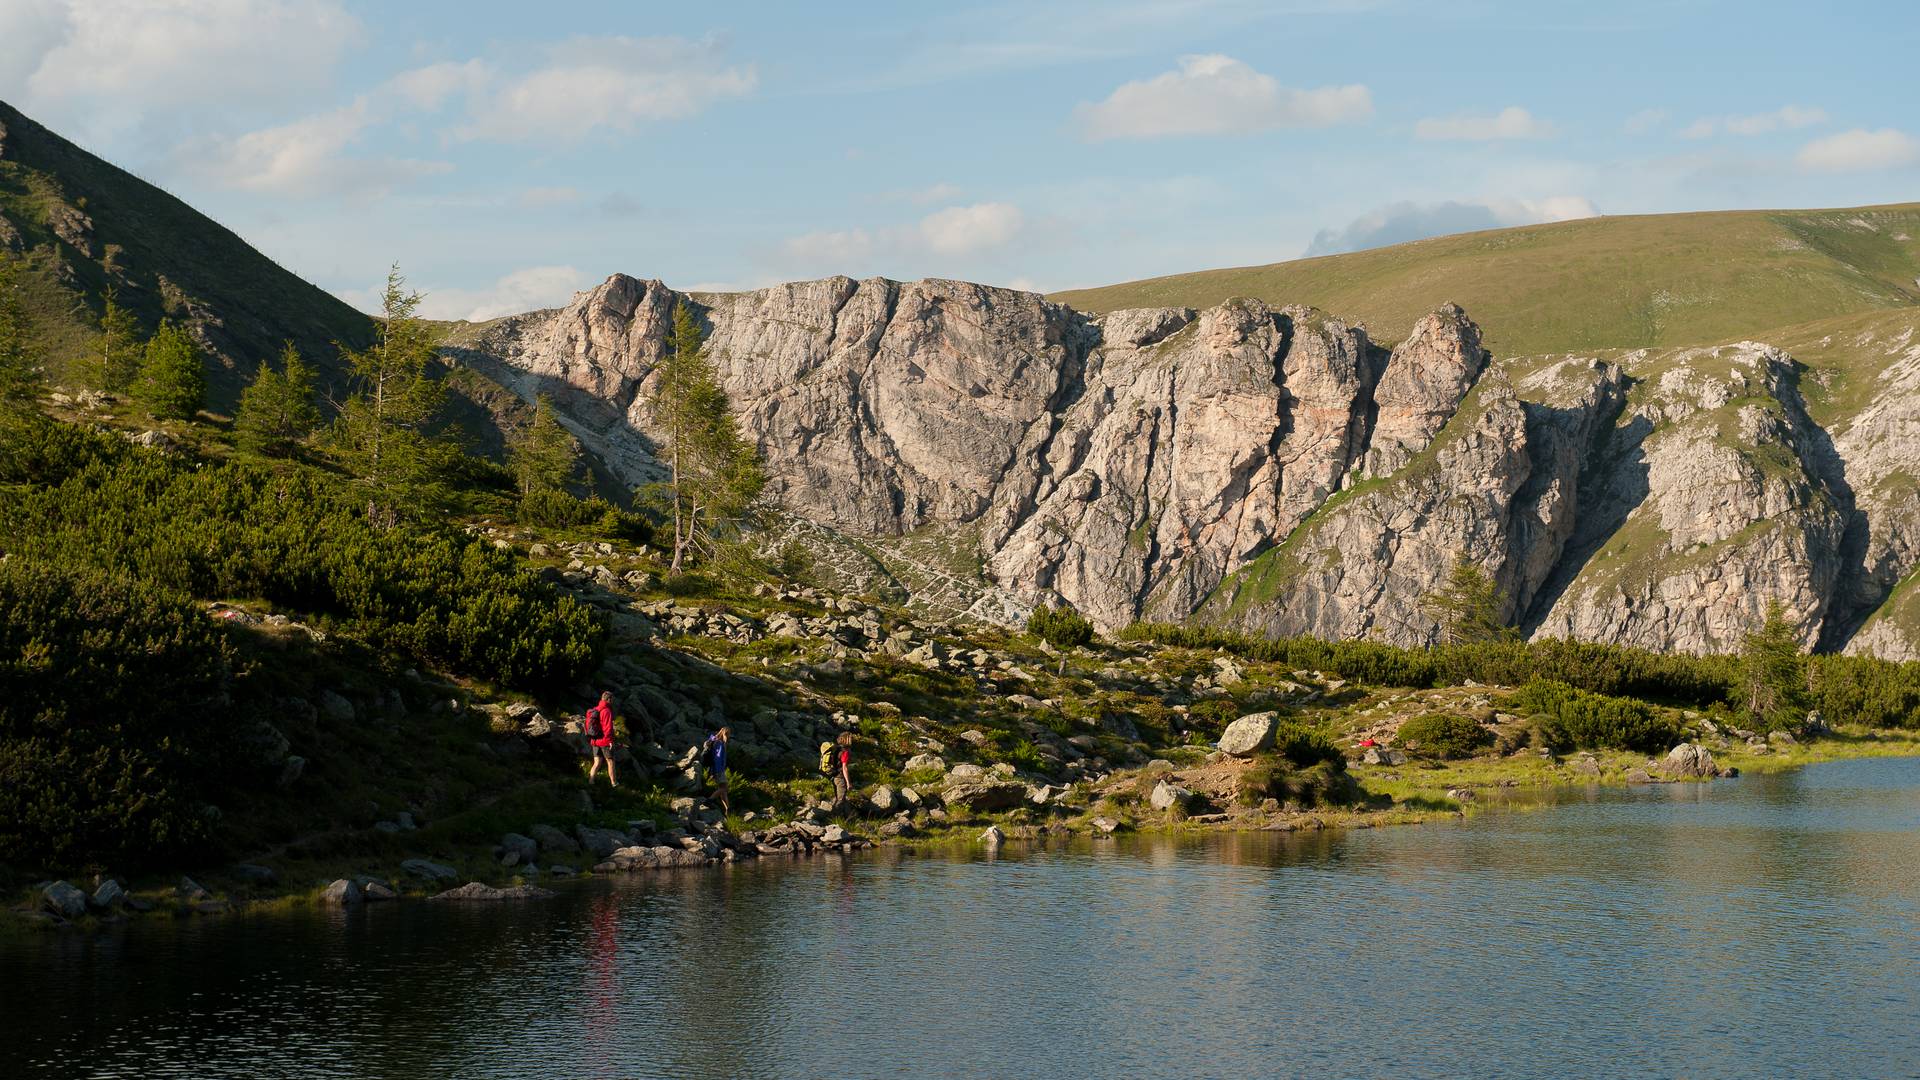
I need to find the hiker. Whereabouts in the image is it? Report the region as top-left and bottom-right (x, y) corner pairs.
(585, 692), (618, 788)
(832, 731), (854, 808)
(701, 726), (731, 816)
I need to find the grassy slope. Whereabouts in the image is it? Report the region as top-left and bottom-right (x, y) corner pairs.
(1051, 204), (1920, 356)
(0, 99), (373, 403)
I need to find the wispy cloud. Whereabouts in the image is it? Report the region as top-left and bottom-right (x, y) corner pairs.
(1682, 104), (1827, 139)
(172, 96), (449, 198)
(1075, 54), (1371, 140)
(1796, 128), (1920, 172)
(1415, 106), (1553, 142)
(340, 265), (592, 322)
(1306, 195), (1598, 256)
(781, 201), (1029, 268)
(449, 36), (755, 143)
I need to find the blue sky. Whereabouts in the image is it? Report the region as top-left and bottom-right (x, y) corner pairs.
(2, 0), (1916, 319)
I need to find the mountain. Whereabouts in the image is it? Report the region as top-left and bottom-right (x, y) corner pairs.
(454, 274), (1920, 660)
(0, 99), (372, 404)
(1049, 205), (1920, 359)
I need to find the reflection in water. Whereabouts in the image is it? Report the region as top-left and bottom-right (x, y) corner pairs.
(9, 757), (1920, 1079)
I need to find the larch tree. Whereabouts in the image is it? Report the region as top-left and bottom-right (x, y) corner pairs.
(331, 265), (447, 512)
(508, 392), (578, 495)
(234, 343), (320, 457)
(132, 319), (204, 421)
(1423, 556), (1516, 646)
(1739, 601), (1808, 731)
(96, 284), (140, 393)
(645, 302), (764, 571)
(0, 257), (42, 435)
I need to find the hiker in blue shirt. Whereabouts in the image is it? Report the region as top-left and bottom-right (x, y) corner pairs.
(701, 726), (732, 816)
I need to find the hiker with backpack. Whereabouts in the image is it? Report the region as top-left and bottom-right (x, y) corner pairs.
(585, 692), (618, 789)
(700, 726), (731, 816)
(822, 731), (854, 808)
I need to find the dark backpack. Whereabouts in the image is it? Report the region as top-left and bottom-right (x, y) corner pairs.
(586, 708), (608, 741)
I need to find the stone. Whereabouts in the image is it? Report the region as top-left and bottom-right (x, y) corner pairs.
(576, 826), (633, 857)
(594, 845), (712, 872)
(401, 859), (458, 882)
(1217, 711), (1279, 757)
(1663, 742), (1719, 779)
(232, 863), (277, 885)
(1769, 730), (1799, 748)
(868, 785), (897, 814)
(1148, 780), (1195, 812)
(529, 824), (578, 853)
(903, 753), (947, 773)
(500, 833), (539, 865)
(321, 879), (363, 906)
(42, 881), (88, 919)
(1362, 747), (1409, 766)
(91, 879), (128, 910)
(277, 755), (306, 787)
(1624, 768), (1654, 784)
(429, 882), (557, 902)
(177, 876), (211, 902)
(821, 825), (849, 844)
(980, 825), (1006, 846)
(319, 690), (355, 721)
(941, 780), (1030, 813)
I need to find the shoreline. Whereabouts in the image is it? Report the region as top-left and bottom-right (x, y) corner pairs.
(13, 728), (1918, 933)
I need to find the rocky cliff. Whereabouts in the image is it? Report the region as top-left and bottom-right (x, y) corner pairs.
(454, 273), (1920, 659)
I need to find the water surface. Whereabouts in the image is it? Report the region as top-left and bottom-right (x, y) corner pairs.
(10, 757), (1920, 1078)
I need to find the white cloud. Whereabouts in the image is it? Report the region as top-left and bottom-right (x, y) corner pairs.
(174, 97), (450, 198)
(451, 35), (755, 142)
(518, 186), (583, 208)
(1796, 128), (1920, 172)
(919, 202), (1025, 255)
(372, 266), (593, 322)
(1414, 106), (1552, 141)
(386, 59), (491, 112)
(7, 1), (359, 119)
(1683, 104), (1828, 139)
(1306, 195), (1598, 256)
(1623, 107), (1669, 135)
(1075, 54), (1371, 140)
(780, 202), (1029, 268)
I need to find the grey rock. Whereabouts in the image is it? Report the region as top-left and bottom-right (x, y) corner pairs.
(575, 826), (631, 858)
(42, 881), (88, 919)
(91, 879), (128, 910)
(529, 824), (578, 853)
(177, 876), (211, 902)
(868, 785), (897, 814)
(1218, 711), (1279, 757)
(1662, 742), (1719, 779)
(401, 859), (457, 882)
(321, 879), (363, 906)
(319, 690), (355, 721)
(429, 882), (557, 902)
(1148, 780), (1195, 811)
(941, 780), (1029, 813)
(903, 753), (947, 773)
(361, 879), (398, 901)
(500, 833), (539, 864)
(980, 824), (1006, 846)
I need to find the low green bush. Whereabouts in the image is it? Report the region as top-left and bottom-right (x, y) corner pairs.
(1272, 719), (1346, 771)
(1508, 679), (1683, 753)
(1396, 713), (1493, 759)
(1028, 605), (1095, 650)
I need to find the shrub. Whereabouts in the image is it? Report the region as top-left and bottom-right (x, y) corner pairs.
(1, 424), (602, 688)
(1396, 713), (1493, 759)
(0, 561), (237, 870)
(1272, 719), (1345, 771)
(1028, 605), (1095, 650)
(1508, 679), (1683, 753)
(1809, 654), (1920, 730)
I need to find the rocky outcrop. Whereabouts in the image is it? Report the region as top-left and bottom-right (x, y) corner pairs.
(461, 274), (1920, 658)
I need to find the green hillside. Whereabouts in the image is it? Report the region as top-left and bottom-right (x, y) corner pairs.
(0, 99), (373, 403)
(1051, 204), (1920, 357)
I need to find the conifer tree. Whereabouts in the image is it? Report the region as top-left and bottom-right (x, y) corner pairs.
(1740, 601), (1808, 731)
(508, 392), (577, 495)
(0, 258), (42, 468)
(1423, 556), (1516, 646)
(645, 303), (764, 571)
(331, 265), (447, 510)
(234, 343), (320, 457)
(133, 319), (204, 421)
(96, 284), (140, 393)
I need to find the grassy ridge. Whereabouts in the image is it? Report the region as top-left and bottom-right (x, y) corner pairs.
(1051, 204), (1920, 356)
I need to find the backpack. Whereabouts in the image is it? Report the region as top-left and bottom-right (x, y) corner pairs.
(819, 742), (836, 776)
(585, 708), (607, 741)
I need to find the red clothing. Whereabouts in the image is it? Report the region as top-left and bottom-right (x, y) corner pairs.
(587, 702), (614, 747)
(838, 749), (851, 771)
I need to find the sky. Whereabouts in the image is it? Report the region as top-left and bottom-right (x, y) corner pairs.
(1, 0), (1916, 320)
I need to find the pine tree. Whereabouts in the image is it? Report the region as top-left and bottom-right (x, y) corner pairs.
(96, 284), (140, 393)
(1740, 601), (1808, 731)
(133, 319), (204, 421)
(508, 392), (577, 495)
(645, 303), (765, 571)
(1423, 556), (1516, 646)
(234, 343), (320, 457)
(331, 265), (448, 510)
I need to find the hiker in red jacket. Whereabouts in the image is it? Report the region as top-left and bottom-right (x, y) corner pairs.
(585, 692), (618, 789)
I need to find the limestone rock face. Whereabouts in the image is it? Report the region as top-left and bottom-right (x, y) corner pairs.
(463, 275), (1920, 658)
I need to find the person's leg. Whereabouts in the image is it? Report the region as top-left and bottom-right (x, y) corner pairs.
(608, 755), (618, 788)
(587, 752), (601, 782)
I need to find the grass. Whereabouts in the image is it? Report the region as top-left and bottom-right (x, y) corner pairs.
(1051, 203), (1920, 358)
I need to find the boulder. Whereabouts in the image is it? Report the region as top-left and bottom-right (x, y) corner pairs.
(576, 826), (632, 858)
(868, 785), (897, 814)
(401, 859), (458, 882)
(594, 845), (712, 872)
(1663, 742), (1719, 779)
(91, 879), (128, 910)
(429, 882), (557, 902)
(232, 863), (277, 885)
(980, 825), (1006, 847)
(499, 833), (539, 864)
(321, 879), (363, 906)
(361, 879), (398, 901)
(1218, 711), (1279, 757)
(1361, 747), (1409, 766)
(1090, 816), (1121, 835)
(528, 824), (578, 853)
(944, 763), (988, 784)
(821, 825), (849, 844)
(177, 876), (211, 902)
(319, 690), (355, 721)
(903, 753), (947, 773)
(1148, 780), (1195, 812)
(941, 780), (1029, 813)
(899, 786), (924, 808)
(1624, 768), (1654, 784)
(42, 881), (88, 919)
